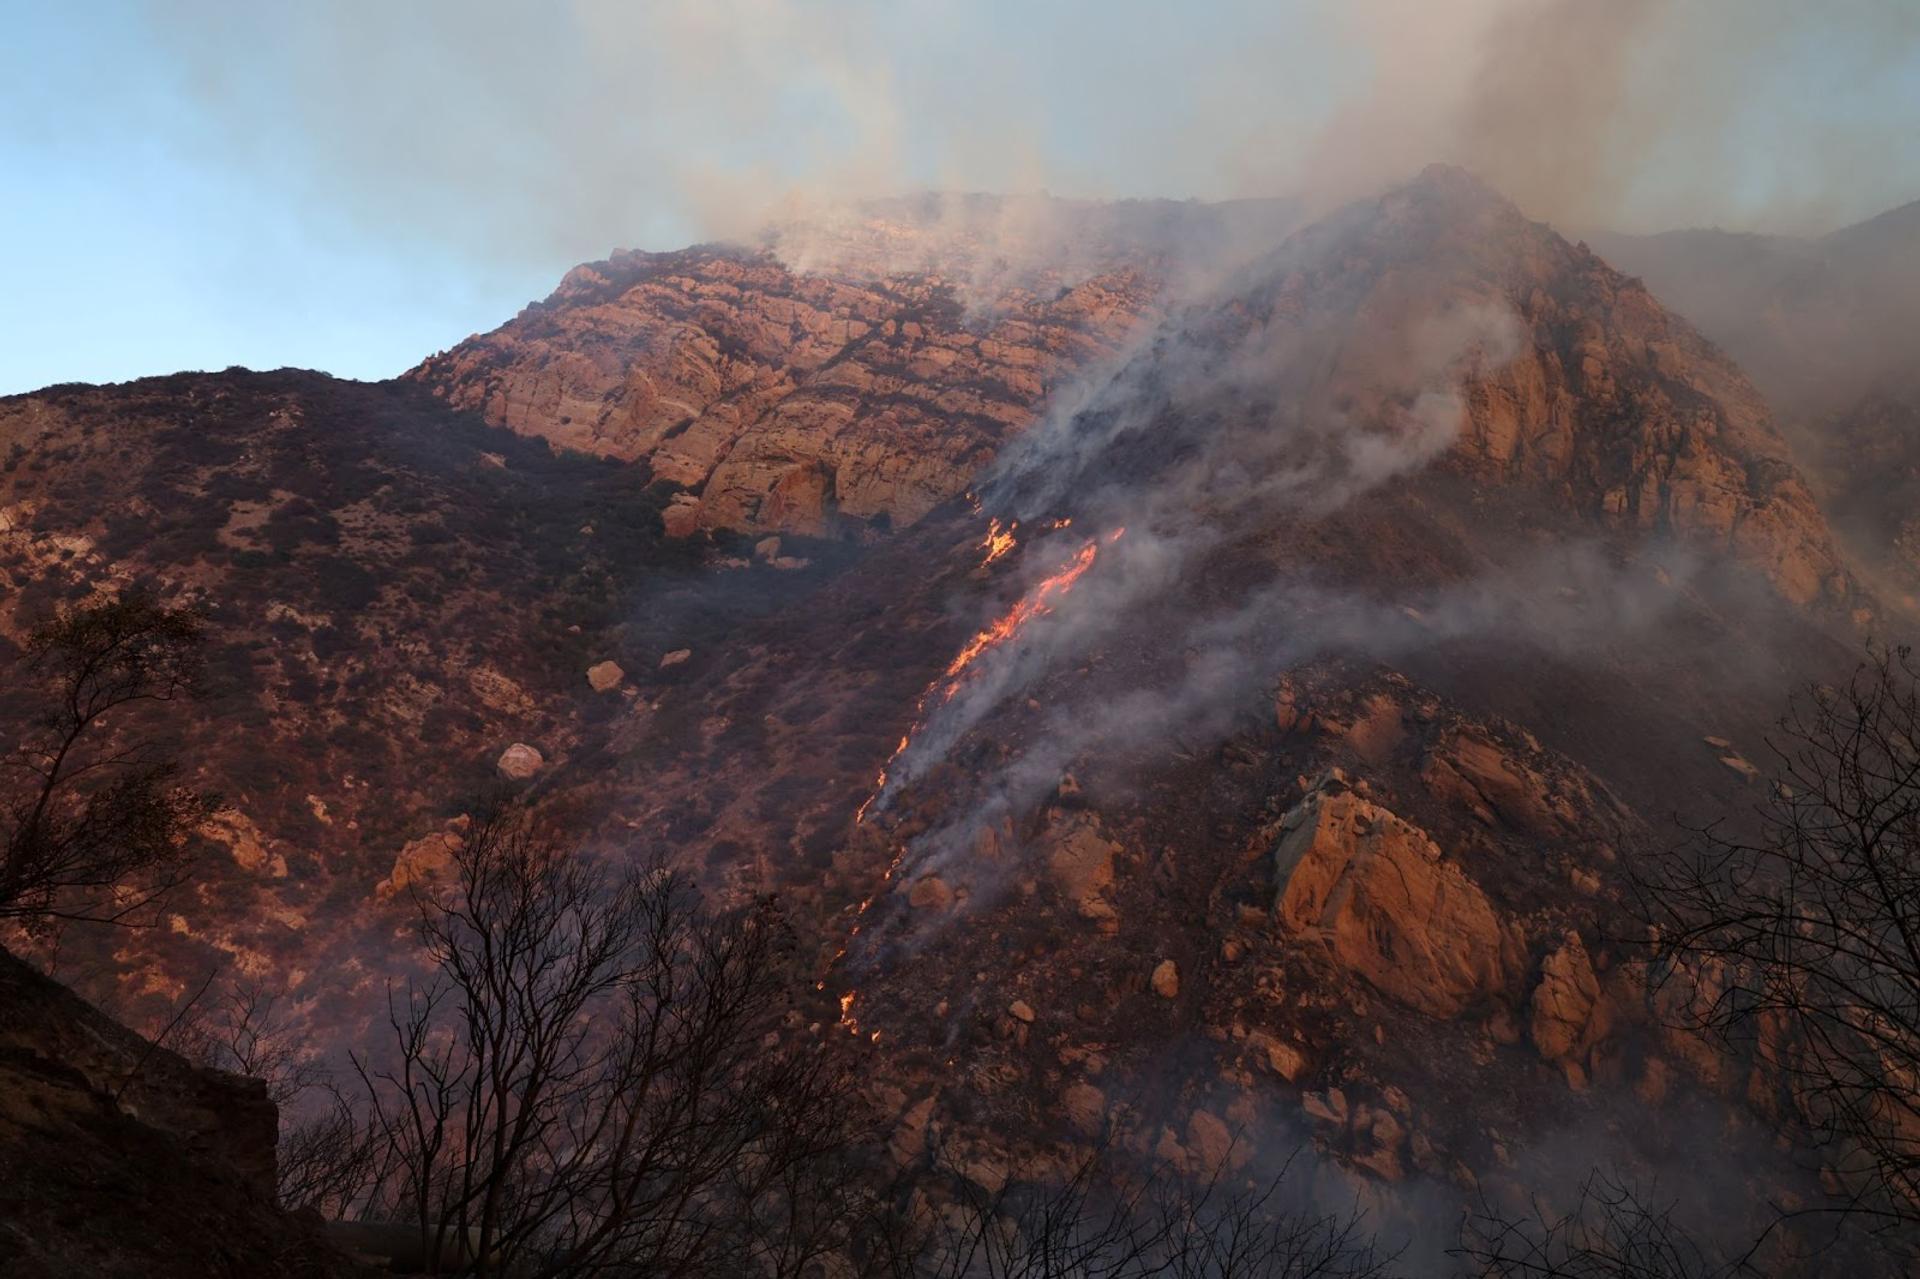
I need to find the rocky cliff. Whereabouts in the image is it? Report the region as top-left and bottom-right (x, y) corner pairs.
(408, 244), (1158, 537)
(0, 946), (361, 1277)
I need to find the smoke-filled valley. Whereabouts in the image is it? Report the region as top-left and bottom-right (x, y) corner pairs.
(6, 8), (1920, 1275)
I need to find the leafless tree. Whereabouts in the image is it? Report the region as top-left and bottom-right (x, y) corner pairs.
(1633, 644), (1920, 1257)
(173, 980), (325, 1106)
(276, 1083), (385, 1218)
(1455, 1172), (1747, 1279)
(351, 802), (875, 1277)
(169, 978), (382, 1215)
(884, 1137), (1397, 1279)
(0, 590), (216, 930)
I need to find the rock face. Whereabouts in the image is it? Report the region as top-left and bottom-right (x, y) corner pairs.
(1272, 775), (1513, 1018)
(1530, 931), (1607, 1064)
(1237, 167), (1855, 611)
(1044, 813), (1120, 925)
(408, 244), (1157, 538)
(0, 947), (357, 1277)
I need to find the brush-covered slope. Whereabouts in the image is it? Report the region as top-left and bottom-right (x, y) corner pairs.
(0, 370), (850, 1018)
(0, 168), (1886, 1260)
(523, 168), (1863, 1224)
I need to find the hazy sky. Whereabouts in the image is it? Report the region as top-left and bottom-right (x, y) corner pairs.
(3, 1), (1917, 395)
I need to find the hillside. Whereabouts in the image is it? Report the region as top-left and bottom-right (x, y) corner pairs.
(0, 168), (1896, 1268)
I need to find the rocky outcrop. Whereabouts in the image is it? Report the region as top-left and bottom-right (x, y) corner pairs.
(1237, 166), (1856, 611)
(0, 947), (359, 1277)
(1272, 772), (1515, 1018)
(1529, 931), (1610, 1070)
(408, 247), (1156, 537)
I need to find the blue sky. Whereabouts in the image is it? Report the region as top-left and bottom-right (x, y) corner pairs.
(3, 1), (1916, 396)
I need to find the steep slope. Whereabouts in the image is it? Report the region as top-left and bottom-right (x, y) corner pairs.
(0, 169), (1884, 1262)
(0, 370), (857, 1023)
(1597, 202), (1920, 607)
(518, 169), (1864, 1236)
(1595, 200), (1920, 421)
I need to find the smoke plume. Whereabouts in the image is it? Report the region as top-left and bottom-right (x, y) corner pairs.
(143, 0), (1920, 274)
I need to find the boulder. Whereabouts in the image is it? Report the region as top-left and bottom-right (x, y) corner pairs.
(1007, 999), (1036, 1024)
(375, 818), (469, 901)
(497, 742), (544, 780)
(1273, 785), (1513, 1018)
(1249, 1030), (1309, 1082)
(659, 648), (692, 669)
(1063, 1083), (1107, 1137)
(1045, 814), (1119, 923)
(586, 660), (625, 692)
(661, 494), (703, 539)
(1420, 731), (1575, 837)
(1151, 959), (1180, 999)
(1185, 1110), (1235, 1175)
(907, 875), (953, 910)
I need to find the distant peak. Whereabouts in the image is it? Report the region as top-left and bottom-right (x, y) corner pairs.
(1401, 163), (1519, 213)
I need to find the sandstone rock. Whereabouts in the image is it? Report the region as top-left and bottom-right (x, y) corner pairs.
(1045, 814), (1119, 923)
(496, 743), (544, 780)
(754, 535), (783, 560)
(1151, 960), (1180, 999)
(375, 818), (469, 901)
(659, 648), (692, 668)
(1302, 1087), (1349, 1129)
(661, 494), (702, 539)
(586, 659), (625, 692)
(890, 1096), (937, 1167)
(1273, 785), (1513, 1018)
(1530, 932), (1607, 1064)
(1420, 732), (1575, 837)
(1008, 999), (1036, 1023)
(406, 241), (1157, 539)
(1186, 1110), (1236, 1175)
(1250, 1031), (1309, 1082)
(907, 875), (953, 910)
(1064, 1083), (1107, 1137)
(205, 808), (289, 879)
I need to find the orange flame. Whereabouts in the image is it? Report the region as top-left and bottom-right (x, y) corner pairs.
(831, 526), (1116, 1044)
(855, 526), (1122, 826)
(942, 540), (1098, 683)
(981, 518), (1018, 565)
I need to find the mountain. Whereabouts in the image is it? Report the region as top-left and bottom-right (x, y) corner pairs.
(0, 168), (1894, 1266)
(1596, 200), (1920, 608)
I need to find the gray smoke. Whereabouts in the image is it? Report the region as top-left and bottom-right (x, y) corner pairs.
(141, 0), (1920, 274)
